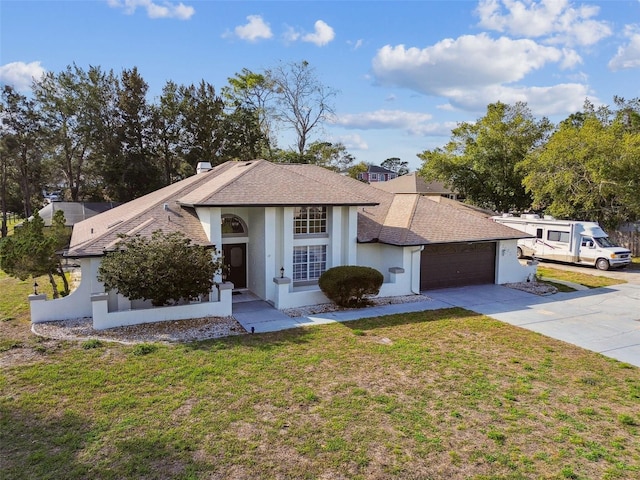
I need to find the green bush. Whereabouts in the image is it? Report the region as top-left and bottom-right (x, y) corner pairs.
(132, 343), (158, 356)
(319, 266), (383, 307)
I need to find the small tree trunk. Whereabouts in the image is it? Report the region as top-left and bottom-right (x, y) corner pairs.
(47, 272), (59, 299)
(57, 260), (70, 295)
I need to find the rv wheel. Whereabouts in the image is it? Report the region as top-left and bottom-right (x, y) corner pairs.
(596, 258), (610, 271)
(516, 247), (523, 259)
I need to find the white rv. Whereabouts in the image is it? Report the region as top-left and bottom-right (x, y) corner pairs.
(493, 214), (632, 270)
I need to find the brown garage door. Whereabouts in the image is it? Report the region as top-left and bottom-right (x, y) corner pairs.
(421, 242), (496, 290)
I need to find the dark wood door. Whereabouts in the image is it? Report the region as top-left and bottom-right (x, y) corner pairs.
(222, 243), (247, 289)
(420, 242), (496, 290)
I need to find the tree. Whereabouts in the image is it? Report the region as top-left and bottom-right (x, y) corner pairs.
(97, 231), (222, 306)
(179, 81), (227, 169)
(304, 141), (355, 170)
(266, 60), (337, 158)
(33, 64), (118, 202)
(115, 67), (162, 201)
(223, 68), (277, 159)
(348, 161), (368, 181)
(0, 210), (70, 297)
(1, 85), (44, 218)
(418, 102), (552, 212)
(380, 157), (409, 175)
(150, 81), (188, 184)
(520, 100), (640, 229)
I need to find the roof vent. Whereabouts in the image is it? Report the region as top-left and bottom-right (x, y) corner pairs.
(196, 162), (212, 174)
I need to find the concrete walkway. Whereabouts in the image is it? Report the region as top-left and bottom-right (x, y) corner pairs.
(233, 283), (640, 368)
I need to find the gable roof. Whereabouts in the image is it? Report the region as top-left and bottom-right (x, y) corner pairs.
(370, 173), (454, 196)
(365, 164), (396, 175)
(178, 160), (379, 207)
(67, 160), (379, 257)
(358, 195), (529, 246)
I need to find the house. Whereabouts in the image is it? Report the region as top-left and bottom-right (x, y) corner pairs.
(29, 159), (533, 329)
(34, 201), (121, 227)
(357, 164), (398, 183)
(370, 172), (460, 200)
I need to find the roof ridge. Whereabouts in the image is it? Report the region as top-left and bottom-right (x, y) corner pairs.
(177, 160), (263, 206)
(282, 163), (383, 205)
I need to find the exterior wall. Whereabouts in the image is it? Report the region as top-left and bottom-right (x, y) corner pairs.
(29, 257), (103, 323)
(91, 283), (233, 330)
(495, 239), (537, 284)
(357, 243), (419, 296)
(248, 207), (267, 298)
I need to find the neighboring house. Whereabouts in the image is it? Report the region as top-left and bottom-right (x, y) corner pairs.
(29, 160), (533, 329)
(357, 164), (398, 183)
(34, 201), (121, 227)
(371, 172), (460, 200)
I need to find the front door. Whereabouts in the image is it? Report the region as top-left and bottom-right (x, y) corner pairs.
(222, 243), (247, 289)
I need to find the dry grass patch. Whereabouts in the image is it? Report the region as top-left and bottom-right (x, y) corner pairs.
(2, 307), (639, 479)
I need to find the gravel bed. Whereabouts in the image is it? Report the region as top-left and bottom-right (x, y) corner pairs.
(504, 281), (558, 295)
(32, 316), (246, 344)
(282, 294), (433, 317)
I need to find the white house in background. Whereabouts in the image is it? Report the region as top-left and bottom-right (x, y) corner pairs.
(29, 160), (533, 330)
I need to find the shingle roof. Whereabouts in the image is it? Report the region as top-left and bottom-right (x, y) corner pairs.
(67, 160), (379, 257)
(366, 164), (396, 174)
(358, 195), (529, 246)
(67, 159), (528, 257)
(370, 173), (454, 195)
(178, 160), (379, 206)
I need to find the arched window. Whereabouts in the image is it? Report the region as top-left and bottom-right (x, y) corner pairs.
(221, 214), (247, 237)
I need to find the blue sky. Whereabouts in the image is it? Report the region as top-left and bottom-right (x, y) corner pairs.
(1, 0), (639, 171)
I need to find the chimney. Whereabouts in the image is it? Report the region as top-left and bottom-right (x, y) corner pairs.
(196, 162), (212, 174)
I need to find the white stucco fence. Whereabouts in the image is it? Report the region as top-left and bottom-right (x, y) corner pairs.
(29, 257), (233, 330)
(90, 283), (232, 330)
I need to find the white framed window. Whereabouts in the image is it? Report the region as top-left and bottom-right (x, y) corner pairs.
(293, 245), (327, 281)
(294, 206), (327, 235)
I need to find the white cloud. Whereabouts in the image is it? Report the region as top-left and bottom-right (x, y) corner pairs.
(282, 26), (300, 43)
(301, 20), (335, 46)
(0, 61), (46, 91)
(333, 133), (369, 150)
(232, 15), (273, 42)
(475, 0), (611, 47)
(334, 110), (431, 129)
(372, 34), (565, 95)
(609, 25), (640, 71)
(348, 39), (364, 50)
(331, 110), (455, 136)
(447, 83), (591, 117)
(107, 0), (194, 20)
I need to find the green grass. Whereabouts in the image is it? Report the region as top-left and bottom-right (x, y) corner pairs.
(2, 292), (639, 479)
(537, 266), (626, 289)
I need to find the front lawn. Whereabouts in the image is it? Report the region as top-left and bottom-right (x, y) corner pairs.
(537, 266), (626, 289)
(2, 302), (639, 479)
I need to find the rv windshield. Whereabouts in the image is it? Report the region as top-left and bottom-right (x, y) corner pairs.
(594, 237), (616, 248)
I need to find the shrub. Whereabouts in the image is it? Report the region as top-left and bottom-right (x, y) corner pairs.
(82, 339), (103, 349)
(132, 343), (158, 356)
(319, 266), (383, 307)
(98, 231), (221, 306)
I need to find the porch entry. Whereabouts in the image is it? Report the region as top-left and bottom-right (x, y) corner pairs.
(222, 243), (247, 289)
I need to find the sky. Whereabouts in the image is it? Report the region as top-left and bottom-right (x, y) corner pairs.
(1, 0), (639, 171)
